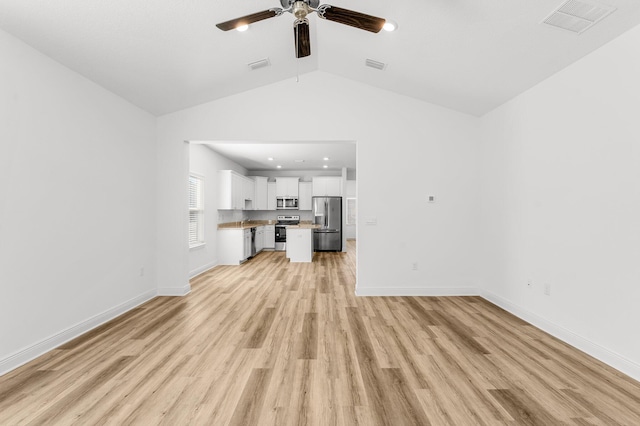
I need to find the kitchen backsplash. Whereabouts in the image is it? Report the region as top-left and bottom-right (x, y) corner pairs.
(217, 210), (243, 224)
(217, 210), (314, 225)
(247, 211), (314, 222)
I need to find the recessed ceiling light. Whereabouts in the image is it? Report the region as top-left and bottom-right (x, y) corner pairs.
(382, 20), (398, 32)
(276, 165), (282, 169)
(323, 165), (328, 169)
(268, 157), (274, 161)
(323, 157), (330, 161)
(236, 24), (249, 32)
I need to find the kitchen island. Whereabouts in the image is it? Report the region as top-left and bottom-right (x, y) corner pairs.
(286, 224), (319, 263)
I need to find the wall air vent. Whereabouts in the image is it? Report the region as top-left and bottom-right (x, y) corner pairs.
(365, 58), (386, 71)
(248, 58), (271, 71)
(542, 0), (616, 34)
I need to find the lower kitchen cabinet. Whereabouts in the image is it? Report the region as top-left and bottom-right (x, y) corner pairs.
(286, 228), (314, 262)
(264, 225), (275, 249)
(256, 226), (265, 252)
(218, 229), (251, 265)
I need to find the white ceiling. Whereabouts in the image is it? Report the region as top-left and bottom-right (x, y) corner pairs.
(1, 0), (639, 117)
(198, 141), (356, 172)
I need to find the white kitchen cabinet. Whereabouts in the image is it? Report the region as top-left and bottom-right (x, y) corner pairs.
(218, 229), (250, 265)
(244, 228), (251, 260)
(242, 178), (255, 210)
(267, 182), (276, 210)
(256, 226), (265, 252)
(248, 176), (268, 210)
(276, 177), (299, 197)
(219, 170), (259, 210)
(264, 225), (275, 249)
(286, 228), (314, 262)
(312, 176), (342, 197)
(298, 182), (312, 210)
(219, 170), (245, 210)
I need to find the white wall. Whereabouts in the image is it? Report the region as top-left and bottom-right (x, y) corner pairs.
(344, 180), (356, 240)
(188, 144), (247, 277)
(156, 71), (482, 296)
(479, 23), (640, 379)
(0, 29), (157, 373)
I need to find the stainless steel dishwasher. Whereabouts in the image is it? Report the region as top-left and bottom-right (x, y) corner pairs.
(250, 227), (257, 257)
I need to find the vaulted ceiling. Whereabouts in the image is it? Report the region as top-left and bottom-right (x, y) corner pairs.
(1, 0), (639, 117)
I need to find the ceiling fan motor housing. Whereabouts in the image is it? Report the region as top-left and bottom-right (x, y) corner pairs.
(291, 1), (315, 19)
(280, 0), (320, 10)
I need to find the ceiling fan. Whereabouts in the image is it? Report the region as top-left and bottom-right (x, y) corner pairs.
(216, 0), (387, 58)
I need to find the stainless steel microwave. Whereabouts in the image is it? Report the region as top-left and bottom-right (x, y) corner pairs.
(277, 197), (298, 210)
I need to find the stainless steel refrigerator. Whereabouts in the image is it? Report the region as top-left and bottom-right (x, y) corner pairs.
(313, 196), (342, 251)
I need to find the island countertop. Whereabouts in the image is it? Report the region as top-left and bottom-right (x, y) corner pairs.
(287, 224), (321, 229)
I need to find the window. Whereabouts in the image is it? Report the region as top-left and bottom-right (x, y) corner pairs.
(346, 197), (357, 226)
(189, 174), (204, 247)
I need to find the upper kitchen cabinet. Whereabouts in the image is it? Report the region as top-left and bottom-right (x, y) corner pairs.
(242, 178), (255, 210)
(312, 176), (342, 197)
(219, 170), (254, 210)
(298, 182), (312, 210)
(276, 177), (299, 197)
(267, 182), (276, 210)
(218, 170), (243, 210)
(248, 176), (268, 210)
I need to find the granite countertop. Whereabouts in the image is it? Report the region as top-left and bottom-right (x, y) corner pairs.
(287, 224), (321, 229)
(217, 220), (276, 230)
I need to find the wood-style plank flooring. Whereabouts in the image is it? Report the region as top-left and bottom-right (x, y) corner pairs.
(2, 241), (640, 425)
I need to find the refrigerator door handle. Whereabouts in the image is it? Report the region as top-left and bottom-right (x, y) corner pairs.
(325, 201), (328, 228)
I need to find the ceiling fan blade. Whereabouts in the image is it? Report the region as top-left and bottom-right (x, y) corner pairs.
(316, 5), (385, 33)
(294, 19), (311, 58)
(216, 8), (283, 31)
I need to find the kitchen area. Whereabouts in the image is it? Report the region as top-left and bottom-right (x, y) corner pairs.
(187, 141), (356, 276)
(216, 173), (344, 265)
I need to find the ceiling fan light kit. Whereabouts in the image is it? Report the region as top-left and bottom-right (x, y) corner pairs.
(216, 0), (388, 58)
(294, 18), (312, 58)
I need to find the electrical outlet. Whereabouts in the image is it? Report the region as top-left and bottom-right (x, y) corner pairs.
(527, 278), (533, 288)
(544, 283), (551, 296)
(412, 262), (418, 271)
(140, 267), (145, 277)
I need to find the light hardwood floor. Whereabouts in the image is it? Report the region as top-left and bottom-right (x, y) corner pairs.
(2, 241), (640, 425)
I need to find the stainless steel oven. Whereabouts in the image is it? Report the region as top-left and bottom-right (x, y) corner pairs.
(275, 225), (287, 251)
(275, 215), (300, 251)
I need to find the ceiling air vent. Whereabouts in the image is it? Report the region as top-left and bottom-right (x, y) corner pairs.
(365, 58), (386, 71)
(542, 0), (616, 34)
(248, 58), (271, 71)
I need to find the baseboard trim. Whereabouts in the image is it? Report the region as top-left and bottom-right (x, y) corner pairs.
(480, 290), (640, 382)
(0, 289), (157, 377)
(157, 284), (191, 296)
(355, 287), (479, 297)
(189, 260), (218, 279)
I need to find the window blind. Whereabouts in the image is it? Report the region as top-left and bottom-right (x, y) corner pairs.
(189, 175), (204, 246)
